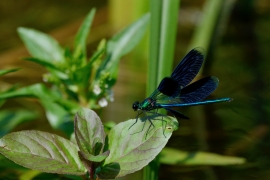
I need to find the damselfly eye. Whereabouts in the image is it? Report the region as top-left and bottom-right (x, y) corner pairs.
(132, 101), (139, 111)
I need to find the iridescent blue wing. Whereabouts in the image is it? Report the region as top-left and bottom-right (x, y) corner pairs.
(179, 76), (219, 103)
(157, 77), (181, 97)
(157, 48), (204, 97)
(158, 76), (232, 109)
(155, 76), (219, 105)
(150, 76), (229, 119)
(170, 48), (204, 88)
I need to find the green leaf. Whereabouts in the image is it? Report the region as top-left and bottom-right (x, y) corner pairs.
(160, 147), (246, 166)
(0, 68), (20, 76)
(74, 8), (96, 59)
(17, 27), (65, 63)
(96, 163), (120, 179)
(73, 44), (105, 89)
(24, 57), (69, 81)
(0, 154), (26, 169)
(103, 121), (116, 133)
(74, 108), (106, 155)
(107, 13), (149, 58)
(0, 130), (86, 175)
(79, 150), (110, 163)
(0, 83), (55, 99)
(56, 98), (81, 114)
(46, 68), (69, 80)
(98, 13), (149, 78)
(0, 84), (71, 129)
(89, 45), (106, 65)
(0, 110), (37, 136)
(97, 115), (178, 179)
(24, 57), (60, 70)
(40, 98), (70, 128)
(19, 170), (41, 180)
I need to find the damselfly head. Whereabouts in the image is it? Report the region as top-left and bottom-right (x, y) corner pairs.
(132, 101), (139, 111)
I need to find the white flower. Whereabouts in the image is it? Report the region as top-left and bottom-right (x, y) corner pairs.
(99, 98), (108, 107)
(93, 84), (101, 95)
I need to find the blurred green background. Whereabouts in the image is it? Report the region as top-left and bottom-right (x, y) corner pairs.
(0, 0), (270, 179)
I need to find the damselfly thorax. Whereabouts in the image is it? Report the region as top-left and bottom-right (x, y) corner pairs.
(132, 98), (159, 112)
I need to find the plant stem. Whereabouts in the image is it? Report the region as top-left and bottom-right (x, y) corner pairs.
(89, 164), (94, 180)
(188, 0), (223, 60)
(144, 0), (180, 180)
(157, 0), (180, 81)
(147, 0), (162, 96)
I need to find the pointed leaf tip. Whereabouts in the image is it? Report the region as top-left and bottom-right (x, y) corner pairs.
(0, 68), (21, 76)
(74, 8), (96, 57)
(102, 13), (150, 75)
(97, 115), (178, 178)
(17, 27), (64, 63)
(74, 108), (106, 156)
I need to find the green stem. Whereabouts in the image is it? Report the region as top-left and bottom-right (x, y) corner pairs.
(147, 0), (162, 96)
(144, 0), (180, 180)
(157, 0), (180, 81)
(188, 0), (223, 60)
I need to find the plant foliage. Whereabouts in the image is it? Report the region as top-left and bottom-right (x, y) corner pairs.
(0, 9), (150, 132)
(0, 108), (178, 179)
